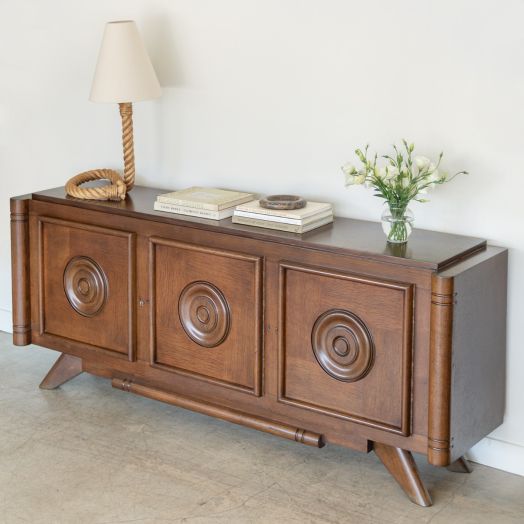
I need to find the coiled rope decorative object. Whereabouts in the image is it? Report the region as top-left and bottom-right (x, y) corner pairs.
(65, 103), (136, 201)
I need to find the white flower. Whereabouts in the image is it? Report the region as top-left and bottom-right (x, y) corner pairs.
(346, 174), (366, 185)
(384, 165), (399, 180)
(375, 165), (399, 180)
(342, 163), (364, 186)
(414, 156), (431, 171)
(354, 169), (367, 185)
(344, 168), (367, 186)
(401, 176), (410, 188)
(375, 166), (386, 179)
(426, 163), (440, 184)
(342, 163), (357, 176)
(345, 173), (356, 186)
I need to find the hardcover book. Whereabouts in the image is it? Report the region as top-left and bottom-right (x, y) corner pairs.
(157, 187), (254, 211)
(235, 200), (332, 219)
(232, 214), (334, 233)
(233, 209), (333, 225)
(153, 201), (235, 220)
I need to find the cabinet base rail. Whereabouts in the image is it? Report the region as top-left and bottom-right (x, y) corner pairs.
(112, 378), (325, 448)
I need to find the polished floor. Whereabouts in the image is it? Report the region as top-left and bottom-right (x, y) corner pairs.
(0, 332), (523, 524)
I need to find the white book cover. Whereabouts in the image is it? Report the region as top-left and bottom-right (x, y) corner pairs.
(154, 201), (235, 220)
(235, 200), (332, 220)
(233, 209), (333, 225)
(157, 187), (254, 211)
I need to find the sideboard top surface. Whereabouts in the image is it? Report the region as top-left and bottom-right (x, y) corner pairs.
(24, 185), (486, 271)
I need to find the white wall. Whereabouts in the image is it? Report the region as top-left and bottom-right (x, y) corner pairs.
(1, 0), (523, 475)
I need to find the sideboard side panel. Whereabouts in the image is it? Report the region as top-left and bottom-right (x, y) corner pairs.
(428, 247), (508, 466)
(10, 197), (31, 346)
(448, 247), (507, 462)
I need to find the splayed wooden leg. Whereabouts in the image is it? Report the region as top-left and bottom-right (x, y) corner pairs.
(374, 442), (432, 507)
(39, 353), (83, 390)
(447, 456), (473, 473)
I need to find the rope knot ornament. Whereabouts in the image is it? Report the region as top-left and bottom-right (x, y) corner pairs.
(65, 168), (127, 202)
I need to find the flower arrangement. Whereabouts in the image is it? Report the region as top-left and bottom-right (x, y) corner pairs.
(342, 140), (467, 243)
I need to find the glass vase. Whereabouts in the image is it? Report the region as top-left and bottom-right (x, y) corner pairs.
(381, 204), (414, 244)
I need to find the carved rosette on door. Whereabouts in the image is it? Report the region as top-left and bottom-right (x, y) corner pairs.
(63, 256), (108, 317)
(311, 309), (374, 382)
(178, 281), (231, 348)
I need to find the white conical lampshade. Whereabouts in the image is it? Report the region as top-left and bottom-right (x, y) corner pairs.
(89, 20), (161, 103)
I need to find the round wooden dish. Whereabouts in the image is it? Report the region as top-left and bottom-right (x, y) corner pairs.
(260, 195), (306, 210)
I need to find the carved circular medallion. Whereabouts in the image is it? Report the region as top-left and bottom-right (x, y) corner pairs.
(63, 256), (108, 317)
(178, 281), (231, 348)
(311, 309), (374, 382)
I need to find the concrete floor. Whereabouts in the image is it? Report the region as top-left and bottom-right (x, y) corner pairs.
(0, 332), (523, 524)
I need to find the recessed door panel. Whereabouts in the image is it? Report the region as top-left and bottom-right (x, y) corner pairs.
(279, 262), (413, 435)
(37, 217), (135, 359)
(149, 238), (263, 396)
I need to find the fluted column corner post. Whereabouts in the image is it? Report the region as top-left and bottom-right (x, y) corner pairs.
(10, 197), (31, 346)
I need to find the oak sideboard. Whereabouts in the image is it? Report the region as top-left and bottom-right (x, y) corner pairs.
(10, 186), (507, 506)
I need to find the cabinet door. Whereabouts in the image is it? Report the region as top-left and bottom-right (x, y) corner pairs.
(34, 217), (136, 359)
(279, 262), (413, 435)
(149, 237), (263, 396)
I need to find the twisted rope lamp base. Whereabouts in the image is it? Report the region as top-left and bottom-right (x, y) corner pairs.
(65, 169), (127, 201)
(65, 103), (136, 201)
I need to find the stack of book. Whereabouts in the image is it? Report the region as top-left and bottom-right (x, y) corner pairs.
(154, 187), (254, 220)
(233, 200), (333, 233)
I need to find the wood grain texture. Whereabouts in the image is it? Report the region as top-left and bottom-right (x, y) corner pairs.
(26, 198), (430, 456)
(428, 274), (454, 466)
(10, 197), (31, 346)
(112, 378), (325, 448)
(148, 237), (263, 396)
(33, 216), (136, 361)
(11, 187), (509, 508)
(178, 281), (231, 348)
(311, 309), (374, 382)
(31, 185), (486, 271)
(374, 442), (432, 507)
(278, 262), (414, 436)
(63, 256), (108, 317)
(39, 353), (83, 390)
(428, 247), (507, 465)
(439, 247), (507, 463)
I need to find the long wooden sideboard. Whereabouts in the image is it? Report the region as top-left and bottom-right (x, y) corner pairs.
(10, 186), (507, 506)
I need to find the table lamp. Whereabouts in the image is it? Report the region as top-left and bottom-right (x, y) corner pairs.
(66, 20), (161, 201)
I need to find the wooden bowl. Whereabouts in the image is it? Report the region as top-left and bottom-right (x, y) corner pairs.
(259, 195), (306, 210)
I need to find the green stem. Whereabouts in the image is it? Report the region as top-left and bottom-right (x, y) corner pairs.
(387, 203), (410, 243)
(388, 220), (409, 243)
